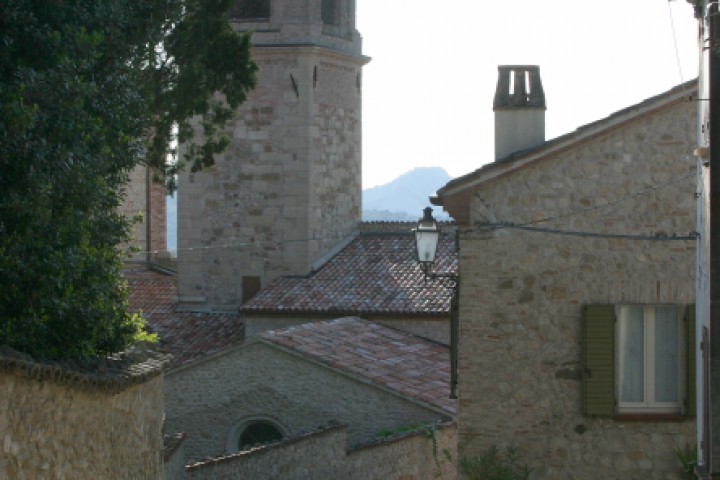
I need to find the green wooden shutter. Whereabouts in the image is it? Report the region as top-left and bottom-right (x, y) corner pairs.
(686, 304), (697, 418)
(581, 304), (616, 417)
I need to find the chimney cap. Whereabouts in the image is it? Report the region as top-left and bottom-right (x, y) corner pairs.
(493, 65), (546, 110)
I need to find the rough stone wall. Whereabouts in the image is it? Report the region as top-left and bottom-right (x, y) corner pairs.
(120, 165), (149, 261)
(120, 165), (167, 262)
(0, 373), (164, 479)
(185, 422), (457, 480)
(164, 433), (187, 480)
(150, 178), (167, 255)
(244, 314), (450, 344)
(457, 99), (697, 479)
(177, 0), (366, 311)
(164, 342), (447, 463)
(177, 47), (363, 311)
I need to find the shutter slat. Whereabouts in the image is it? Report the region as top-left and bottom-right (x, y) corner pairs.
(582, 304), (615, 417)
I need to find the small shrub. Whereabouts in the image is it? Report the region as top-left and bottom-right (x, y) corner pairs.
(674, 443), (697, 480)
(460, 444), (533, 480)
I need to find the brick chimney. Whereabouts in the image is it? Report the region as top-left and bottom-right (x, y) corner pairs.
(493, 65), (546, 161)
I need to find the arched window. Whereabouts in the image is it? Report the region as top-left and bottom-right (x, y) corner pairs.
(228, 0), (270, 20)
(238, 421), (283, 450)
(226, 416), (287, 452)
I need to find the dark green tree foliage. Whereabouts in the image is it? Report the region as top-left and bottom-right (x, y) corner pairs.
(0, 0), (257, 358)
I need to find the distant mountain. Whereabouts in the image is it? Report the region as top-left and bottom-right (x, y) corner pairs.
(362, 167), (452, 221)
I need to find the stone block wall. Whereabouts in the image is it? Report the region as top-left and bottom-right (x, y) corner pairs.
(164, 341), (448, 463)
(0, 353), (166, 479)
(120, 165), (167, 262)
(185, 422), (457, 480)
(456, 97), (697, 478)
(177, 45), (364, 311)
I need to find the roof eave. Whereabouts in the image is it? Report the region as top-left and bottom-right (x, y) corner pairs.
(434, 80), (698, 222)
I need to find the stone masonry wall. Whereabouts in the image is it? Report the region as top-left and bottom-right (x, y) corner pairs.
(120, 165), (167, 262)
(177, 46), (363, 311)
(164, 342), (448, 463)
(0, 372), (164, 479)
(185, 422), (457, 480)
(457, 98), (697, 479)
(120, 165), (149, 261)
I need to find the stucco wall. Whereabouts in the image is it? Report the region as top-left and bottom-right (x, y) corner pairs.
(456, 98), (697, 478)
(164, 341), (449, 463)
(0, 372), (164, 479)
(185, 422), (457, 480)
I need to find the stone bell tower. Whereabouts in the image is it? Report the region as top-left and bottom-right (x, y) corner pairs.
(176, 0), (368, 311)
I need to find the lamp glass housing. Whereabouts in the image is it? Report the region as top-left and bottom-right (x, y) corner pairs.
(414, 207), (440, 266)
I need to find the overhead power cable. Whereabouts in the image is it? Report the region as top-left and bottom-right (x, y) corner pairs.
(512, 171), (695, 228)
(478, 222), (698, 241)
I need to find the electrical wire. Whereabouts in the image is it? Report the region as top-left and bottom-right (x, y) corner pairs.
(477, 222), (698, 241)
(667, 0), (687, 85)
(513, 170), (696, 228)
(474, 169), (698, 241)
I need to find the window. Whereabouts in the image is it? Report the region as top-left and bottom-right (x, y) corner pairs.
(226, 417), (286, 453)
(228, 0), (270, 20)
(321, 0), (340, 26)
(581, 304), (695, 418)
(242, 275), (261, 303)
(617, 305), (681, 413)
(239, 421), (283, 450)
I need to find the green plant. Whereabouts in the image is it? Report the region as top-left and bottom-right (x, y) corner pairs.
(674, 443), (697, 480)
(0, 0), (256, 359)
(459, 444), (533, 480)
(376, 423), (445, 476)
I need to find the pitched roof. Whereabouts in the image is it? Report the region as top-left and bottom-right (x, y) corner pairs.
(434, 79), (698, 222)
(259, 317), (455, 415)
(125, 266), (244, 368)
(241, 227), (457, 316)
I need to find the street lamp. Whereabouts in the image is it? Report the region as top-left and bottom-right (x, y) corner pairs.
(413, 207), (459, 399)
(414, 207), (440, 279)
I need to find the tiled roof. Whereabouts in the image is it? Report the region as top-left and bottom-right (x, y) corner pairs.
(241, 229), (457, 316)
(125, 267), (244, 368)
(260, 317), (455, 415)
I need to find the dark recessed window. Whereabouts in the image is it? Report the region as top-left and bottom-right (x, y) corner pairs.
(321, 0), (339, 26)
(242, 276), (261, 303)
(228, 0), (270, 20)
(239, 421), (283, 450)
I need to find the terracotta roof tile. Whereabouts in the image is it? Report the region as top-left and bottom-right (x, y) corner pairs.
(241, 230), (457, 316)
(125, 267), (244, 367)
(260, 317), (455, 415)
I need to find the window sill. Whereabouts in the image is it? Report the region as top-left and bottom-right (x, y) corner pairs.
(613, 414), (687, 422)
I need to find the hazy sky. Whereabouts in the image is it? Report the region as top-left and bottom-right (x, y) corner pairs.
(357, 0), (700, 188)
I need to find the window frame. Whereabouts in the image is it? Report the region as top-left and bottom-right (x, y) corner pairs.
(581, 303), (695, 419)
(615, 304), (684, 414)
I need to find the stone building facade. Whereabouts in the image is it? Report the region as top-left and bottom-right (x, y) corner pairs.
(163, 318), (454, 463)
(434, 73), (698, 479)
(120, 165), (167, 262)
(185, 422), (457, 480)
(176, 0), (369, 311)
